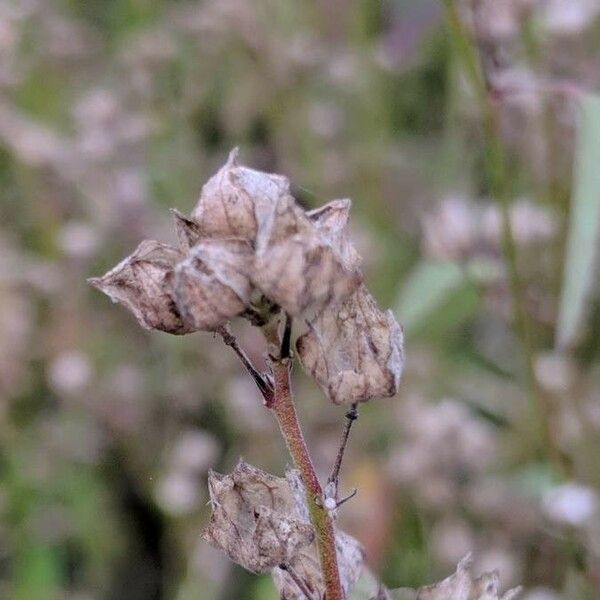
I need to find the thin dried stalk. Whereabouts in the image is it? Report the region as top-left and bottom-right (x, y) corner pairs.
(270, 355), (344, 600)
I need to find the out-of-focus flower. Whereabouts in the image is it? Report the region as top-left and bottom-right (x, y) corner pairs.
(542, 483), (598, 527)
(47, 351), (93, 395)
(431, 518), (475, 567)
(169, 431), (219, 475)
(155, 471), (202, 517)
(58, 222), (101, 260)
(422, 196), (557, 262)
(540, 0), (600, 35)
(534, 352), (577, 394)
(388, 398), (497, 509)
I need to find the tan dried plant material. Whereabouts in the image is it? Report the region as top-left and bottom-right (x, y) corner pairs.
(272, 529), (364, 600)
(306, 198), (362, 272)
(271, 470), (365, 600)
(297, 285), (404, 405)
(190, 149), (362, 316)
(202, 462), (365, 598)
(201, 460), (314, 573)
(252, 198), (362, 316)
(171, 208), (202, 251)
(411, 555), (522, 600)
(173, 239), (253, 331)
(88, 240), (191, 334)
(191, 147), (291, 241)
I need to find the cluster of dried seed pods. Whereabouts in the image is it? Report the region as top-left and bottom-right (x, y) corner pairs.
(90, 149), (404, 406)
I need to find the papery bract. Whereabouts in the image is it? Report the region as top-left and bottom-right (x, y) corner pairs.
(297, 285), (404, 405)
(201, 461), (314, 574)
(88, 240), (191, 334)
(173, 239), (254, 331)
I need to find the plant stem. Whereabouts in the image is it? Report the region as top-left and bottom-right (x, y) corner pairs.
(443, 0), (568, 474)
(270, 356), (344, 600)
(218, 326), (273, 403)
(328, 404), (358, 492)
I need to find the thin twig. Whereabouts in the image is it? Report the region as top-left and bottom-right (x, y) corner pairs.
(218, 326), (273, 403)
(279, 563), (317, 600)
(328, 403), (359, 494)
(280, 313), (293, 359)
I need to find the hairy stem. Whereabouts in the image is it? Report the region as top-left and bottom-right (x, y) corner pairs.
(443, 0), (568, 474)
(270, 357), (344, 600)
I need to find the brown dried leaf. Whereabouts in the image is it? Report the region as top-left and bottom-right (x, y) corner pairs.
(201, 461), (314, 573)
(88, 240), (191, 334)
(414, 555), (522, 600)
(173, 239), (253, 331)
(297, 285), (404, 405)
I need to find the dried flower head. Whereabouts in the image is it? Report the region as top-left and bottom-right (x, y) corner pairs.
(90, 149), (403, 404)
(411, 554), (522, 600)
(173, 239), (253, 331)
(297, 285), (404, 405)
(202, 460), (364, 597)
(88, 240), (191, 334)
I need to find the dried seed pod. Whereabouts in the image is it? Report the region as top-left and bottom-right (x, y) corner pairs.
(173, 239), (253, 331)
(201, 461), (314, 573)
(192, 148), (291, 241)
(253, 227), (362, 316)
(306, 198), (361, 272)
(296, 285), (404, 405)
(272, 525), (364, 600)
(88, 240), (191, 334)
(414, 555), (522, 600)
(272, 469), (364, 599)
(171, 208), (202, 251)
(253, 198), (362, 316)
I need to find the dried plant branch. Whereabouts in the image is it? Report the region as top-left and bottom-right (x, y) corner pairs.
(278, 563), (317, 600)
(218, 326), (273, 403)
(269, 352), (344, 600)
(281, 313), (293, 359)
(328, 403), (359, 495)
(90, 151), (404, 597)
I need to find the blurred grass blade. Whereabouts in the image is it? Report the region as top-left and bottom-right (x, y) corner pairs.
(397, 260), (464, 334)
(557, 94), (600, 350)
(396, 259), (481, 338)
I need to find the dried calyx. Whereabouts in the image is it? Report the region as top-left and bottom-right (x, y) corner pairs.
(202, 460), (364, 599)
(89, 148), (404, 404)
(395, 554), (522, 600)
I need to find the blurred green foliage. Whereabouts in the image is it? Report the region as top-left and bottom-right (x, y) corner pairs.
(1, 0), (600, 598)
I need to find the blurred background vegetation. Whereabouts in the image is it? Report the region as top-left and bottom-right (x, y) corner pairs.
(1, 0), (600, 598)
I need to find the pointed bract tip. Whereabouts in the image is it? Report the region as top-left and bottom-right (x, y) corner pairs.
(227, 147), (240, 166)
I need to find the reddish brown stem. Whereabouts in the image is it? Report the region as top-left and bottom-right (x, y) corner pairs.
(270, 357), (344, 600)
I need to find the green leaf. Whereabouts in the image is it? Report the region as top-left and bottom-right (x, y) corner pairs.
(396, 260), (479, 338)
(14, 544), (61, 600)
(556, 94), (600, 349)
